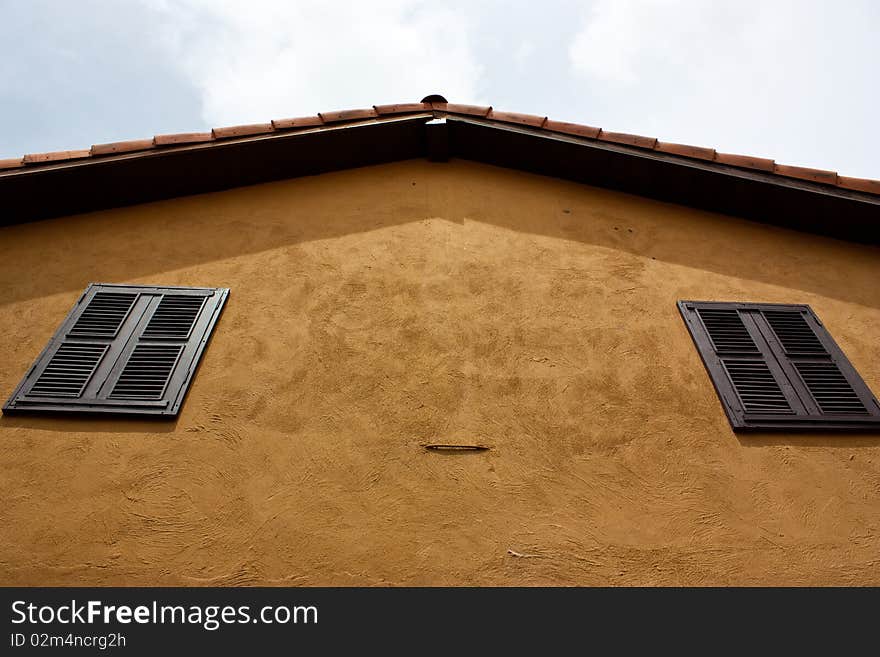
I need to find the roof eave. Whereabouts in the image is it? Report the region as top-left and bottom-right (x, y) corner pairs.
(443, 115), (880, 244)
(1, 111), (877, 245)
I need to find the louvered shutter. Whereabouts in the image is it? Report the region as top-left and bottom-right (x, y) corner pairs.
(3, 283), (229, 417)
(679, 301), (880, 430)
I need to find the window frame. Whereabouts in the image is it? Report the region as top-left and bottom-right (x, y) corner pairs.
(3, 283), (229, 418)
(678, 300), (880, 431)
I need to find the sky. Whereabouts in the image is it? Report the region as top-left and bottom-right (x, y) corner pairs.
(2, 0), (878, 178)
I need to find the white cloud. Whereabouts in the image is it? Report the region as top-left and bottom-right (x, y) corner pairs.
(567, 0), (880, 177)
(3, 1), (877, 177)
(146, 0), (483, 126)
(569, 0), (755, 85)
(513, 40), (535, 68)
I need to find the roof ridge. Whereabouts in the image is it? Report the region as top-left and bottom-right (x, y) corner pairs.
(1, 97), (877, 195)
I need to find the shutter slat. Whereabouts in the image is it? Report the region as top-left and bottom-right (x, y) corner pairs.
(109, 344), (184, 400)
(723, 359), (794, 415)
(142, 296), (205, 340)
(763, 310), (827, 355)
(697, 309), (759, 353)
(794, 362), (869, 415)
(28, 343), (108, 397)
(68, 292), (137, 338)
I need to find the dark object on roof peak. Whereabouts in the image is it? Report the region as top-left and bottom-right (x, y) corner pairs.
(421, 93), (448, 104)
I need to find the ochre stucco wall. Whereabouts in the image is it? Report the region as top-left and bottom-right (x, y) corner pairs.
(1, 159), (878, 585)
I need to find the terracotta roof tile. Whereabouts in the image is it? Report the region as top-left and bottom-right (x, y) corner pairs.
(442, 103), (491, 117)
(598, 130), (658, 149)
(715, 152), (775, 172)
(318, 108), (378, 123)
(90, 139), (155, 156)
(655, 141), (716, 161)
(212, 123), (274, 139)
(774, 164), (838, 186)
(486, 110), (547, 128)
(543, 120), (601, 139)
(373, 103), (431, 115)
(271, 116), (323, 130)
(2, 96), (878, 196)
(153, 132), (213, 147)
(23, 149), (91, 164)
(0, 157), (24, 170)
(837, 176), (880, 195)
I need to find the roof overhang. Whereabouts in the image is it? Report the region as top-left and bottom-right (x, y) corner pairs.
(449, 116), (880, 244)
(1, 112), (878, 244)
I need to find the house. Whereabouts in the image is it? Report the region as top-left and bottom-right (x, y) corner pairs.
(1, 95), (878, 585)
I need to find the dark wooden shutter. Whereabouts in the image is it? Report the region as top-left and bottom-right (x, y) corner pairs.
(3, 283), (229, 417)
(678, 301), (880, 431)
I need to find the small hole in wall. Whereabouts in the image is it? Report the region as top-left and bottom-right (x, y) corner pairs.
(562, 209), (571, 214)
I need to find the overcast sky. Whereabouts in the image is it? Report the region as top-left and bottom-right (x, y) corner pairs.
(2, 0), (878, 178)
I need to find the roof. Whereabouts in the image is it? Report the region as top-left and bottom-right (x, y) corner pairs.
(3, 95), (878, 195)
(1, 95), (878, 244)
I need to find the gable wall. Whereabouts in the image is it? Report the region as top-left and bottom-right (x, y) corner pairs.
(1, 159), (878, 585)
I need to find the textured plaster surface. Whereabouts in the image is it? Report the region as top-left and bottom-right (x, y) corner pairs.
(1, 160), (879, 585)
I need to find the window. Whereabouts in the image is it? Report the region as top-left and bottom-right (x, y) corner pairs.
(3, 283), (229, 417)
(678, 301), (880, 431)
